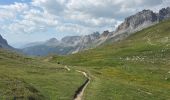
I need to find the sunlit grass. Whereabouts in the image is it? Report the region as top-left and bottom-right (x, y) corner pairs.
(0, 49), (86, 100)
(51, 19), (170, 100)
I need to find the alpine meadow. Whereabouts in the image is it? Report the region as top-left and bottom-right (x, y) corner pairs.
(0, 0), (170, 100)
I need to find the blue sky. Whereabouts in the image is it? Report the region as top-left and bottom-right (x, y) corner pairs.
(0, 0), (170, 48)
(0, 0), (31, 5)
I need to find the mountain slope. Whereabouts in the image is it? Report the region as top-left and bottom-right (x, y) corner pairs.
(51, 19), (170, 100)
(0, 34), (14, 50)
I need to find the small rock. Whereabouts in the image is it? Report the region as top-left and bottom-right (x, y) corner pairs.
(165, 77), (168, 80)
(168, 71), (170, 74)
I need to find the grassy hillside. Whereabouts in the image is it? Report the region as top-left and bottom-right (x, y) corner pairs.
(0, 49), (86, 100)
(51, 19), (170, 100)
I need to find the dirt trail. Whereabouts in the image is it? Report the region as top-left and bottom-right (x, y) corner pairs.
(64, 66), (71, 71)
(74, 70), (90, 100)
(63, 66), (90, 100)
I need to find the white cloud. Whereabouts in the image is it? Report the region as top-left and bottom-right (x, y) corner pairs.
(0, 10), (15, 20)
(66, 0), (163, 19)
(0, 2), (29, 12)
(32, 0), (68, 15)
(23, 9), (59, 27)
(0, 2), (28, 21)
(56, 23), (91, 35)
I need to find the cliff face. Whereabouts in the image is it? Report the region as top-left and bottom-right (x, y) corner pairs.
(0, 34), (13, 49)
(0, 35), (8, 46)
(159, 7), (170, 21)
(116, 7), (170, 33)
(116, 10), (158, 33)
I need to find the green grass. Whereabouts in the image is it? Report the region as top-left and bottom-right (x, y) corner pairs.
(51, 19), (170, 100)
(0, 49), (86, 100)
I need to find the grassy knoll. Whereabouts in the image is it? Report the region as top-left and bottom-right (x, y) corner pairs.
(0, 49), (86, 100)
(51, 19), (170, 100)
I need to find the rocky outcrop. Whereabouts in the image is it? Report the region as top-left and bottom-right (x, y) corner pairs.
(100, 30), (110, 37)
(45, 38), (60, 46)
(116, 10), (158, 33)
(81, 32), (100, 44)
(61, 36), (82, 46)
(0, 35), (8, 46)
(159, 7), (170, 21)
(0, 34), (13, 50)
(115, 7), (170, 34)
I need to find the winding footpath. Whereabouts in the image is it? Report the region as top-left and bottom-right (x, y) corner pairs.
(74, 70), (90, 100)
(63, 66), (90, 100)
(64, 66), (71, 71)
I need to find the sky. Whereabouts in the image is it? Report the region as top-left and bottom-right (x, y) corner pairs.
(0, 0), (170, 48)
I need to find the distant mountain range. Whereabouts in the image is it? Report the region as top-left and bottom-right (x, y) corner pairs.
(22, 32), (101, 56)
(1, 7), (170, 56)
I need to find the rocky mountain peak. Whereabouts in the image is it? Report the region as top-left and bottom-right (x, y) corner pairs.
(115, 7), (170, 34)
(0, 34), (8, 45)
(100, 30), (110, 37)
(0, 34), (14, 50)
(116, 9), (158, 33)
(159, 7), (170, 21)
(86, 32), (100, 40)
(61, 36), (81, 45)
(47, 38), (59, 43)
(90, 32), (100, 37)
(45, 38), (60, 46)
